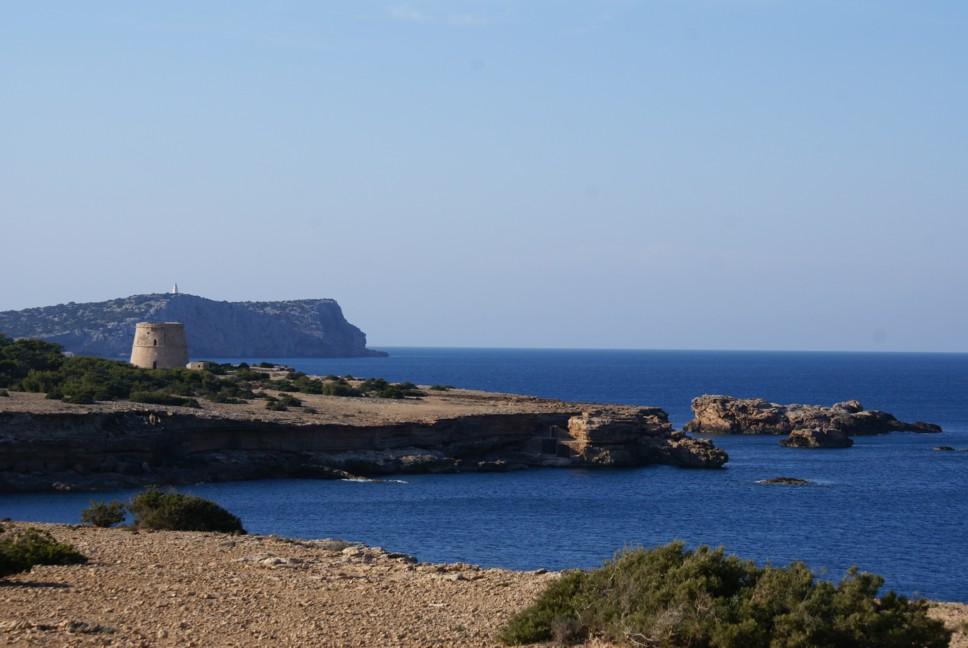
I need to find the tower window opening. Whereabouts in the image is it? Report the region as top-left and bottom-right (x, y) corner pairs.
(153, 339), (157, 346)
(152, 361), (157, 369)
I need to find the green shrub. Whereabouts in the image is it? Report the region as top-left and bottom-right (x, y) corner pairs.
(277, 393), (302, 407)
(128, 487), (245, 533)
(0, 389), (8, 397)
(265, 397), (287, 411)
(0, 527), (87, 578)
(499, 542), (951, 647)
(81, 500), (127, 528)
(129, 391), (200, 408)
(235, 368), (270, 382)
(395, 382), (424, 396)
(0, 336), (65, 388)
(359, 377), (390, 392)
(322, 381), (361, 397)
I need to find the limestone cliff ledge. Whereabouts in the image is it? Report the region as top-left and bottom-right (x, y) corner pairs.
(0, 390), (727, 493)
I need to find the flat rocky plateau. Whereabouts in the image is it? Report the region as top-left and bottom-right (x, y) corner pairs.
(0, 387), (576, 427)
(0, 524), (965, 648)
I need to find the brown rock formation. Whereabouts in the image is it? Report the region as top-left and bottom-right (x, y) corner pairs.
(779, 427), (853, 449)
(684, 395), (940, 449)
(562, 408), (727, 469)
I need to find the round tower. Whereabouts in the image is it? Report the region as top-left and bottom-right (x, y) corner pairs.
(130, 322), (188, 369)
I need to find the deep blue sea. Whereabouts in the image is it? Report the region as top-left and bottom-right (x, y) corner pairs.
(3, 348), (967, 601)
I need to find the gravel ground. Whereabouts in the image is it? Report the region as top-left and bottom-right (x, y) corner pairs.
(0, 524), (964, 647)
(0, 523), (556, 647)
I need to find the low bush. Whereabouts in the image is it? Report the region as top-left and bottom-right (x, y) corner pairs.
(0, 527), (87, 578)
(0, 389), (8, 397)
(429, 384), (453, 391)
(128, 487), (245, 533)
(499, 542), (951, 647)
(277, 393), (302, 407)
(357, 378), (423, 399)
(322, 381), (361, 397)
(265, 397), (287, 411)
(81, 500), (127, 528)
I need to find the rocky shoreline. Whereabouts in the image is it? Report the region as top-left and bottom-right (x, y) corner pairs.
(0, 389), (727, 493)
(0, 386), (947, 492)
(0, 523), (965, 648)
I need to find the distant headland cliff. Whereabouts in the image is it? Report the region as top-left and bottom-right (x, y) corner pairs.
(0, 293), (386, 358)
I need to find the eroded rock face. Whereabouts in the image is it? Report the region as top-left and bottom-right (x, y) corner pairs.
(0, 404), (728, 492)
(684, 395), (941, 441)
(563, 409), (727, 469)
(663, 434), (730, 468)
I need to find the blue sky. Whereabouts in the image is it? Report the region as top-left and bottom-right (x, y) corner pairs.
(2, 2), (966, 351)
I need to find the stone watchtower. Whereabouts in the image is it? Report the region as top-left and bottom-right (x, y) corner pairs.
(130, 322), (188, 369)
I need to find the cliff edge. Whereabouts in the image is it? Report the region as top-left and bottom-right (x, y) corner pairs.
(0, 388), (727, 493)
(0, 293), (385, 358)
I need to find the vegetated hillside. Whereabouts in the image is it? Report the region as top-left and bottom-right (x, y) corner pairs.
(0, 293), (385, 358)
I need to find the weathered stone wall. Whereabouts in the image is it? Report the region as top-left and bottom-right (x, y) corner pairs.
(129, 322), (188, 369)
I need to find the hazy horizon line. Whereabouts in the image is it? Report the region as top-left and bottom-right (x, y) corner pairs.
(364, 345), (968, 356)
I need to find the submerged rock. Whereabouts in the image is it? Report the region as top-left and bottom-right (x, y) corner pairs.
(933, 446), (957, 452)
(757, 477), (811, 486)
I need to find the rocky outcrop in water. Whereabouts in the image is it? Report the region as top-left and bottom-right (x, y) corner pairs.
(0, 403), (728, 492)
(0, 293), (384, 358)
(684, 395), (940, 449)
(685, 395), (940, 435)
(563, 409), (728, 468)
(779, 427), (853, 449)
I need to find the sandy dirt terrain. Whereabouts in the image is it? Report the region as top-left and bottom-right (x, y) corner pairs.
(0, 524), (964, 648)
(0, 385), (584, 428)
(0, 523), (555, 647)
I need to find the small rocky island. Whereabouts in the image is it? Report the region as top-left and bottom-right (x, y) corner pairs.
(0, 385), (727, 493)
(684, 395), (942, 448)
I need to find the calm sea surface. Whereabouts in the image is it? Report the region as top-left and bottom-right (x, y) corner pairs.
(4, 348), (967, 600)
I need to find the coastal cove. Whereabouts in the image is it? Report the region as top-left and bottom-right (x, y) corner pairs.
(3, 348), (968, 602)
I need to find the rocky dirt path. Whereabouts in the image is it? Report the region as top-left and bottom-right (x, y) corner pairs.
(0, 524), (964, 647)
